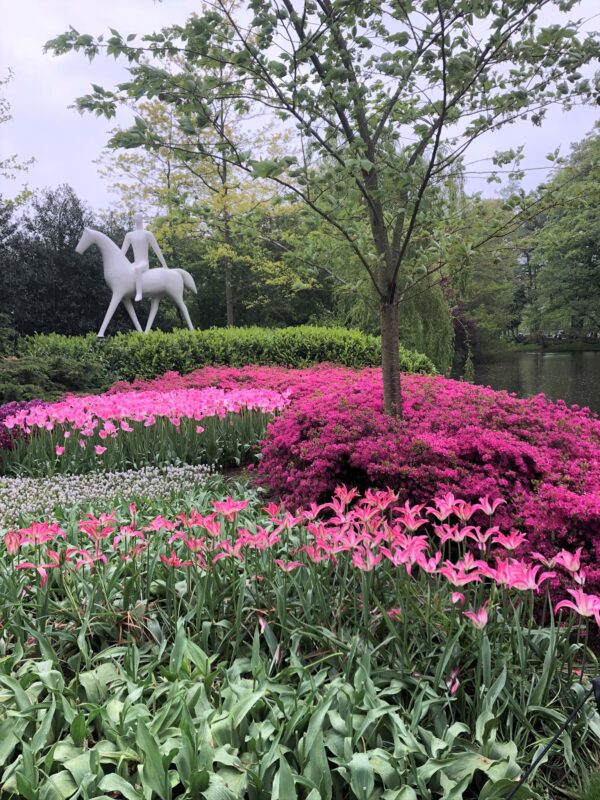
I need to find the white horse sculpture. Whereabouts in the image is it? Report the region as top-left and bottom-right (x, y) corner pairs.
(75, 227), (197, 337)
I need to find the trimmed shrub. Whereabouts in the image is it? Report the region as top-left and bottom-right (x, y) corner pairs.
(0, 355), (109, 402)
(19, 326), (435, 382)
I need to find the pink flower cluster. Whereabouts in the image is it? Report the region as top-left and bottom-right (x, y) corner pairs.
(3, 385), (290, 441)
(4, 488), (596, 629)
(86, 364), (600, 593)
(244, 367), (600, 589)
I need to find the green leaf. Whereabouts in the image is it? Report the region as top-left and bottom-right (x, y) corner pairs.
(382, 789), (418, 800)
(137, 720), (169, 800)
(274, 756), (296, 799)
(169, 621), (187, 674)
(231, 688), (266, 728)
(70, 714), (87, 748)
(32, 697), (56, 753)
(348, 752), (375, 800)
(304, 730), (332, 800)
(39, 771), (78, 800)
(478, 779), (537, 799)
(99, 774), (143, 800)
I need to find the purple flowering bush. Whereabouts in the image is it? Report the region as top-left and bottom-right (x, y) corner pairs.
(0, 399), (44, 452)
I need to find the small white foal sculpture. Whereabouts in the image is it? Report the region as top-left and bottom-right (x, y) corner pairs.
(75, 227), (197, 338)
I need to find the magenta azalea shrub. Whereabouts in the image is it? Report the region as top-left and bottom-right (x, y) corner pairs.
(255, 368), (600, 584)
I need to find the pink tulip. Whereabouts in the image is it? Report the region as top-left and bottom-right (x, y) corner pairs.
(274, 559), (306, 572)
(554, 548), (583, 574)
(555, 588), (600, 625)
(211, 497), (251, 522)
(3, 531), (20, 555)
(160, 550), (193, 568)
(505, 563), (556, 592)
(94, 445), (107, 455)
(476, 497), (505, 516)
(55, 446), (65, 456)
(438, 563), (482, 586)
(352, 546), (383, 571)
(464, 602), (489, 630)
(492, 530), (527, 550)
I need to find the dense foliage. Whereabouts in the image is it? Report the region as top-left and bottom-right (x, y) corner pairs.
(18, 326), (434, 383)
(0, 354), (109, 402)
(2, 486), (599, 798)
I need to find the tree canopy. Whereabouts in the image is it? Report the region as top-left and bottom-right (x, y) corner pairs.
(46, 0), (600, 413)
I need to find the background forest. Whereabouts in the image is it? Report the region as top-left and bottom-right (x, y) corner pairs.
(1, 100), (599, 376)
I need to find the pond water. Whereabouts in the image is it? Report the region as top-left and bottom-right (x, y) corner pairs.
(469, 350), (600, 415)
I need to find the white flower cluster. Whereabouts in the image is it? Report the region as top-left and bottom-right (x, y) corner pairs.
(0, 463), (215, 527)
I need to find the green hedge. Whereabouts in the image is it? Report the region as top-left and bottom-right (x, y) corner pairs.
(18, 326), (435, 383)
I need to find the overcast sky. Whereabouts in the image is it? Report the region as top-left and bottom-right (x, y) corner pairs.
(1, 0), (599, 213)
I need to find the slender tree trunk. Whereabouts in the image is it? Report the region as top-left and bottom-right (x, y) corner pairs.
(224, 256), (234, 327)
(380, 297), (402, 418)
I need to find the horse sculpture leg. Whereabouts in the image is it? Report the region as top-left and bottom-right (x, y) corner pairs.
(98, 293), (123, 338)
(122, 298), (144, 333)
(145, 298), (160, 333)
(175, 297), (194, 330)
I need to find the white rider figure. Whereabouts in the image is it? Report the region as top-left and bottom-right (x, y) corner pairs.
(121, 211), (169, 301)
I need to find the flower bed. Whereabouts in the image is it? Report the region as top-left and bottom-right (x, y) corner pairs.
(42, 363), (600, 588)
(0, 385), (289, 475)
(1, 487), (599, 797)
(254, 368), (600, 588)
